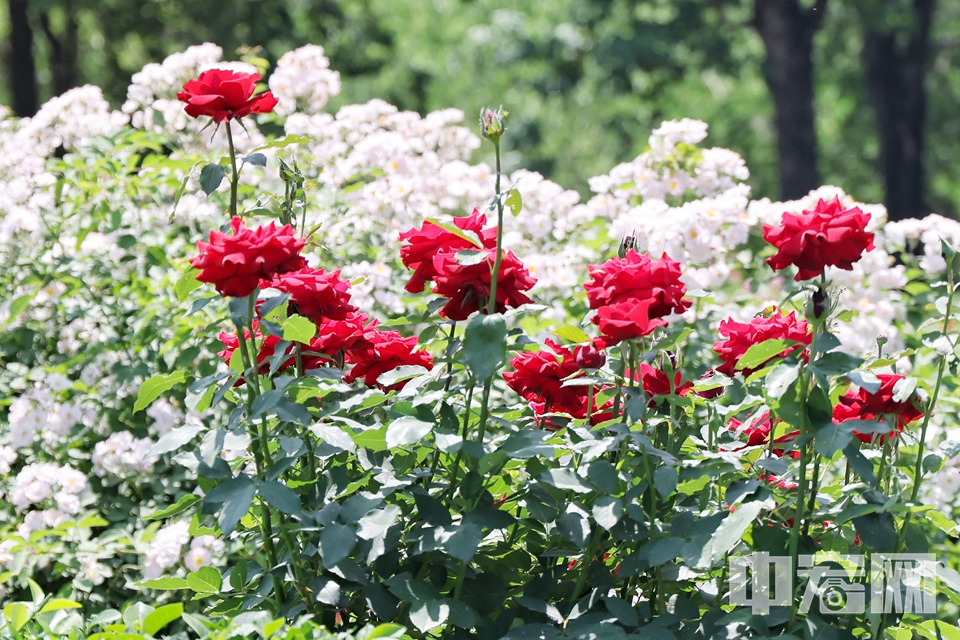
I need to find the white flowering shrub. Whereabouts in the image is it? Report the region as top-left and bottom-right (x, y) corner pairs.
(1, 42), (960, 639)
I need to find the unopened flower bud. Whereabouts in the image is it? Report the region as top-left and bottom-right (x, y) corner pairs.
(479, 106), (506, 140)
(812, 286), (828, 319)
(618, 233), (637, 259)
(574, 344), (606, 370)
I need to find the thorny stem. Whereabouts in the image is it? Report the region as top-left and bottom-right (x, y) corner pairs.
(226, 120), (240, 219)
(486, 139), (504, 316)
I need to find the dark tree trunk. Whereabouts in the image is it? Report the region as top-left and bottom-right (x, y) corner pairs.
(863, 0), (933, 221)
(6, 0), (38, 116)
(39, 0), (79, 97)
(754, 0), (825, 200)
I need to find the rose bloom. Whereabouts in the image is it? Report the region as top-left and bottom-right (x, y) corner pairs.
(583, 250), (691, 318)
(594, 299), (669, 345)
(178, 69), (279, 122)
(633, 363), (693, 400)
(505, 341), (612, 424)
(344, 329), (434, 391)
(431, 249), (536, 321)
(833, 373), (925, 444)
(270, 267), (357, 326)
(300, 313), (377, 370)
(191, 217), (305, 298)
(399, 209), (496, 294)
(762, 197), (875, 281)
(713, 311), (811, 377)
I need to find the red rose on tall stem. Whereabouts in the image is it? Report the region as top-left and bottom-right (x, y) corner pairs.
(633, 363), (693, 399)
(431, 249), (536, 321)
(270, 267), (357, 326)
(594, 299), (669, 345)
(713, 311), (811, 377)
(399, 209), (495, 294)
(191, 217), (305, 298)
(584, 251), (691, 317)
(833, 373), (925, 444)
(177, 69), (279, 122)
(300, 313), (377, 370)
(762, 197), (875, 281)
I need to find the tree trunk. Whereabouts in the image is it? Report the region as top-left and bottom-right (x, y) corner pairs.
(754, 0), (824, 200)
(863, 0), (933, 221)
(40, 0), (80, 97)
(6, 0), (38, 116)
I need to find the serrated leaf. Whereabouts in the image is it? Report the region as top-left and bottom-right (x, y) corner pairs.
(463, 314), (507, 381)
(736, 339), (791, 371)
(200, 163), (225, 195)
(257, 480), (303, 517)
(135, 371), (189, 412)
(696, 501), (764, 568)
(505, 189), (523, 216)
(186, 566), (221, 593)
(539, 469), (593, 493)
(552, 325), (591, 343)
(203, 475), (256, 536)
(282, 315), (316, 344)
(39, 599), (83, 613)
(243, 153), (267, 167)
(765, 363), (799, 399)
(847, 370), (881, 394)
(592, 497), (623, 530)
(143, 603), (183, 636)
(653, 466), (678, 498)
(892, 376), (918, 403)
(386, 416), (434, 449)
(320, 523), (357, 566)
(176, 267), (203, 302)
(814, 423), (854, 457)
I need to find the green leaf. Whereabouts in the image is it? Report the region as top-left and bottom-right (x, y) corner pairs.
(463, 314), (507, 381)
(144, 494), (201, 521)
(282, 315), (316, 344)
(135, 371), (189, 412)
(696, 500), (764, 568)
(557, 512), (590, 548)
(186, 567), (222, 594)
(736, 339), (791, 371)
(320, 523), (357, 566)
(892, 376), (918, 403)
(39, 599), (82, 613)
(200, 163), (225, 195)
(143, 603), (183, 636)
(847, 370), (881, 394)
(175, 267), (203, 302)
(653, 466), (678, 499)
(203, 475), (256, 536)
(148, 424), (205, 456)
(366, 623), (410, 638)
(811, 352), (863, 376)
(4, 294), (33, 327)
(853, 512), (897, 552)
(765, 363), (799, 400)
(552, 324), (591, 343)
(539, 469), (593, 493)
(377, 365), (429, 388)
(409, 600), (450, 633)
(592, 497), (623, 530)
(4, 603), (30, 632)
(441, 522), (484, 561)
(505, 188), (523, 216)
(386, 416), (435, 449)
(814, 423), (854, 457)
(257, 480), (303, 517)
(642, 537), (686, 567)
(243, 153), (267, 167)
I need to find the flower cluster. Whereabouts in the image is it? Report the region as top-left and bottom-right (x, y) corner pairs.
(713, 311), (811, 377)
(833, 373), (926, 443)
(92, 431), (159, 478)
(583, 250), (691, 344)
(10, 463), (89, 536)
(268, 45), (342, 116)
(400, 209), (536, 320)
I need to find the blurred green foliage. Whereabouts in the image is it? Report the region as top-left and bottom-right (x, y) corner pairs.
(4, 0), (960, 211)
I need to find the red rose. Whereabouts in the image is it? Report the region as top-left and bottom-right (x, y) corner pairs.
(344, 329), (434, 390)
(177, 69), (279, 122)
(431, 249), (536, 321)
(191, 217), (305, 298)
(723, 412), (800, 458)
(762, 197), (875, 281)
(299, 313), (377, 369)
(833, 373), (925, 444)
(633, 363), (693, 399)
(399, 209), (495, 294)
(713, 311), (811, 377)
(583, 250), (691, 318)
(270, 268), (357, 326)
(574, 343), (606, 370)
(594, 299), (669, 345)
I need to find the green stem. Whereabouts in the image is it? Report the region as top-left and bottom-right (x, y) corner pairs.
(443, 385), (474, 501)
(570, 528), (604, 605)
(611, 353), (627, 421)
(225, 120), (240, 219)
(486, 139), (504, 315)
(474, 378), (494, 451)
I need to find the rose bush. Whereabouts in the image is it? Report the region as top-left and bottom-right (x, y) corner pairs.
(1, 43), (960, 640)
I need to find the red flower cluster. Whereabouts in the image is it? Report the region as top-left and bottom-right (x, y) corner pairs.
(723, 412), (799, 458)
(191, 217), (305, 297)
(217, 310), (432, 391)
(178, 69), (279, 122)
(344, 330), (434, 391)
(399, 209), (536, 320)
(632, 364), (693, 400)
(270, 267), (357, 326)
(583, 251), (690, 345)
(713, 311), (811, 377)
(762, 197), (875, 281)
(504, 341), (610, 424)
(833, 373), (925, 444)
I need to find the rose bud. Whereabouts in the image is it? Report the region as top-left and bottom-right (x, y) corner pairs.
(574, 343), (606, 370)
